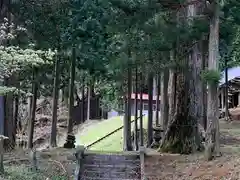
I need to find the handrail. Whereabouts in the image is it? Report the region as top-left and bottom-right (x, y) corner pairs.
(86, 114), (146, 149)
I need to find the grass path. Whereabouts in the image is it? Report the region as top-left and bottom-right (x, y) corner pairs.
(75, 116), (148, 151)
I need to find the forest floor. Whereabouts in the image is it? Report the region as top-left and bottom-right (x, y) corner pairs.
(2, 119), (240, 179)
(145, 120), (240, 180)
(4, 102), (240, 180)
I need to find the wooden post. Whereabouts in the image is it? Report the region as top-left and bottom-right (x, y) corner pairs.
(139, 146), (146, 180)
(0, 135), (8, 175)
(74, 145), (85, 180)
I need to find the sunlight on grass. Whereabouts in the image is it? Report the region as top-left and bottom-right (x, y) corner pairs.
(76, 116), (148, 152)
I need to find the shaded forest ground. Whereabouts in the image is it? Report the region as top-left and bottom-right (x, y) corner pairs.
(2, 118), (240, 179)
(145, 120), (240, 180)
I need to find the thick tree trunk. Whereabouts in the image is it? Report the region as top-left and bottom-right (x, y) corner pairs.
(4, 92), (14, 149)
(4, 75), (17, 150)
(13, 95), (19, 141)
(155, 74), (160, 126)
(27, 70), (38, 149)
(160, 69), (169, 132)
(50, 53), (60, 147)
(187, 3), (204, 151)
(147, 72), (153, 147)
(160, 65), (196, 154)
(205, 0), (221, 160)
(188, 42), (203, 151)
(202, 39), (208, 131)
(134, 66), (138, 150)
(168, 52), (177, 123)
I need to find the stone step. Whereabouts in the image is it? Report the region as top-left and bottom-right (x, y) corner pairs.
(81, 154), (141, 180)
(84, 154), (140, 162)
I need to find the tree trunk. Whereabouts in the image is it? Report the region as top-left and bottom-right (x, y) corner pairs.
(160, 69), (169, 132)
(123, 65), (132, 151)
(87, 85), (91, 121)
(64, 45), (76, 149)
(205, 0), (221, 160)
(13, 95), (19, 141)
(134, 66), (138, 151)
(63, 87), (69, 106)
(4, 75), (16, 150)
(224, 58), (229, 121)
(81, 79), (85, 123)
(168, 52), (177, 123)
(202, 39), (208, 131)
(147, 72), (153, 147)
(155, 74), (160, 126)
(139, 72), (144, 147)
(67, 46), (76, 134)
(27, 69), (38, 149)
(50, 53), (60, 147)
(0, 96), (4, 136)
(188, 42), (203, 151)
(187, 3), (203, 151)
(161, 64), (196, 154)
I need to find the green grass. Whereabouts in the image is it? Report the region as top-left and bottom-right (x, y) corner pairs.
(76, 116), (148, 152)
(0, 166), (68, 180)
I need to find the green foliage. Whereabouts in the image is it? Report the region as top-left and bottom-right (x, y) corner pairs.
(6, 0), (240, 110)
(201, 69), (222, 85)
(0, 86), (17, 95)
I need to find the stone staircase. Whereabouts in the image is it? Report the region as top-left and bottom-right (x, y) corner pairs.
(80, 153), (141, 180)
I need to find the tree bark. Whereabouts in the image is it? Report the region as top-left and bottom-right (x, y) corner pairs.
(168, 52), (177, 124)
(202, 39), (208, 131)
(63, 87), (69, 106)
(67, 46), (76, 134)
(147, 72), (153, 147)
(27, 69), (38, 149)
(81, 79), (85, 123)
(50, 53), (60, 147)
(134, 66), (138, 150)
(205, 0), (221, 160)
(161, 63), (197, 154)
(187, 3), (204, 151)
(224, 58), (229, 121)
(4, 75), (17, 150)
(0, 96), (4, 136)
(87, 85), (91, 121)
(13, 94), (19, 142)
(160, 69), (169, 132)
(123, 64), (132, 151)
(155, 74), (160, 126)
(188, 42), (203, 151)
(139, 72), (144, 147)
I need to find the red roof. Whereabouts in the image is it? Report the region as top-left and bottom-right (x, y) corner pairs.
(130, 93), (161, 100)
